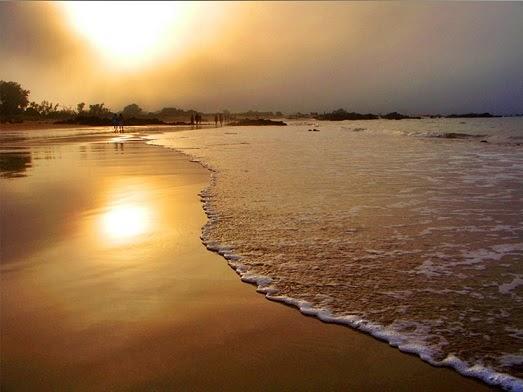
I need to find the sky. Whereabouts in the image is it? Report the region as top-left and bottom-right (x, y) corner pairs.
(1, 1), (522, 114)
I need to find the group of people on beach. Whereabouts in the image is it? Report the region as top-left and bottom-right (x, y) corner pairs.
(112, 114), (124, 133)
(190, 113), (202, 128)
(190, 112), (230, 128)
(110, 111), (228, 132)
(214, 113), (225, 127)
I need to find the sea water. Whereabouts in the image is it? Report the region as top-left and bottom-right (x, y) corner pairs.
(150, 118), (523, 390)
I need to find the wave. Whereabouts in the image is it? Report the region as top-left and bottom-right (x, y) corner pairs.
(152, 139), (523, 392)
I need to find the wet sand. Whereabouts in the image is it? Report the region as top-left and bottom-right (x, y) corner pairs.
(0, 121), (96, 131)
(0, 132), (491, 391)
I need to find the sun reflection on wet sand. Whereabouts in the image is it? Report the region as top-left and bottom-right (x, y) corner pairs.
(101, 204), (151, 242)
(1, 140), (210, 331)
(94, 176), (159, 247)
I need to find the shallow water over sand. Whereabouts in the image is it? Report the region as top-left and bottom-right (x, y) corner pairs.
(1, 128), (491, 391)
(0, 135), (219, 387)
(151, 118), (523, 390)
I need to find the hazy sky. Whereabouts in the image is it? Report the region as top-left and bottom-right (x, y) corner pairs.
(1, 1), (522, 114)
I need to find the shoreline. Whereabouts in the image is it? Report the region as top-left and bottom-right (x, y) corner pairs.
(0, 121), (101, 131)
(192, 150), (518, 391)
(1, 129), (492, 390)
(147, 136), (500, 391)
(0, 121), (192, 132)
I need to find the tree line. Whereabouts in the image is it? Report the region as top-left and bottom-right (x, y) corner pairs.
(0, 80), (125, 122)
(0, 80), (289, 125)
(0, 80), (200, 124)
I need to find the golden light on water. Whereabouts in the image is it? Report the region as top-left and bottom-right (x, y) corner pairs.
(60, 1), (192, 70)
(101, 204), (151, 242)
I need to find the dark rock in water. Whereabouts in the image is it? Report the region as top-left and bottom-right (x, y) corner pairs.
(316, 109), (419, 121)
(381, 112), (421, 120)
(352, 127), (366, 132)
(313, 128), (320, 132)
(480, 140), (489, 143)
(446, 112), (501, 118)
(316, 109), (379, 121)
(229, 118), (287, 126)
(437, 132), (486, 139)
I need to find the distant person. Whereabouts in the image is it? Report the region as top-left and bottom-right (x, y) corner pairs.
(214, 114), (218, 127)
(190, 113), (195, 128)
(219, 113), (223, 127)
(112, 114), (118, 132)
(118, 114), (124, 133)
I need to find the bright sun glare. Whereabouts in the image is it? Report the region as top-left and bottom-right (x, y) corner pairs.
(102, 204), (151, 242)
(61, 1), (190, 70)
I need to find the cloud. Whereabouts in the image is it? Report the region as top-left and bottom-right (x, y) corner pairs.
(1, 2), (522, 114)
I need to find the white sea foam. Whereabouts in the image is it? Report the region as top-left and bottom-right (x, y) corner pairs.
(223, 260), (523, 391)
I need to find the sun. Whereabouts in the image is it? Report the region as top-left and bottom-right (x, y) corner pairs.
(60, 1), (190, 70)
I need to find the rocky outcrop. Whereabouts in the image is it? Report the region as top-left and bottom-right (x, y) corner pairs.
(446, 113), (501, 118)
(381, 112), (421, 120)
(229, 118), (287, 126)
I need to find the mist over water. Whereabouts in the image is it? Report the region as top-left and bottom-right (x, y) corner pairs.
(151, 118), (523, 390)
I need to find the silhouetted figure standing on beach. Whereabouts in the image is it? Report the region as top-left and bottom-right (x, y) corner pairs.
(112, 114), (118, 132)
(190, 113), (195, 128)
(195, 113), (201, 128)
(219, 113), (223, 127)
(118, 114), (124, 133)
(214, 114), (218, 127)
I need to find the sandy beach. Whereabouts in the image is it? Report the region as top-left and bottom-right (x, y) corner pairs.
(2, 1), (521, 389)
(0, 129), (492, 391)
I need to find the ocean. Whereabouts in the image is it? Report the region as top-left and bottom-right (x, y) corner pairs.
(150, 117), (523, 390)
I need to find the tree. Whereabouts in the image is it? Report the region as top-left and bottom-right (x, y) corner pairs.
(88, 103), (111, 117)
(0, 81), (30, 119)
(122, 103), (143, 117)
(25, 101), (41, 117)
(77, 102), (85, 114)
(37, 100), (58, 117)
